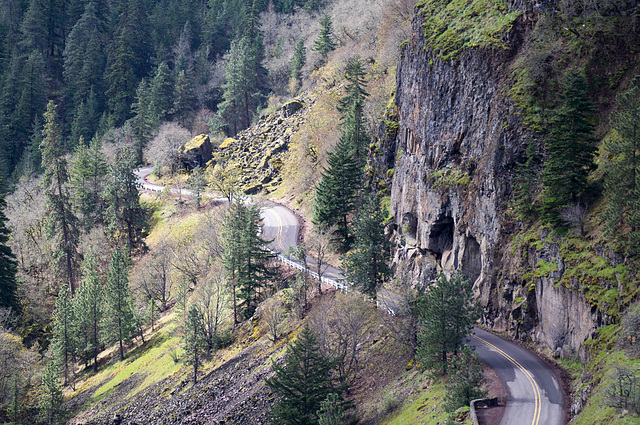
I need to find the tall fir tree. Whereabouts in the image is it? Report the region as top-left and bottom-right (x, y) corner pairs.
(443, 347), (486, 413)
(73, 248), (103, 371)
(0, 184), (19, 312)
(509, 139), (540, 221)
(343, 192), (390, 300)
(103, 246), (135, 361)
(221, 201), (276, 321)
(289, 39), (306, 87)
(150, 62), (175, 122)
(416, 271), (479, 376)
(51, 283), (76, 387)
(104, 147), (146, 251)
(38, 360), (64, 425)
(130, 78), (159, 153)
(541, 70), (597, 224)
(183, 304), (206, 384)
(313, 14), (336, 62)
(104, 21), (138, 126)
(338, 57), (369, 167)
(41, 101), (80, 295)
(312, 137), (361, 251)
(266, 325), (346, 425)
(603, 76), (640, 255)
(172, 70), (197, 127)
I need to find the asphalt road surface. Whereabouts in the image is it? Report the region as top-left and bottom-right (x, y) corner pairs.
(468, 328), (566, 425)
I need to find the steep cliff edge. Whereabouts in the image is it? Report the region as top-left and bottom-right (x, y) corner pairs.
(389, 5), (603, 355)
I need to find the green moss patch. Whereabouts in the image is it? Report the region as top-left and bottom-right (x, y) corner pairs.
(417, 0), (521, 61)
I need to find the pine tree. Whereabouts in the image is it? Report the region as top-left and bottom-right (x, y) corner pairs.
(103, 246), (135, 361)
(38, 360), (64, 425)
(222, 201), (276, 322)
(603, 76), (640, 255)
(41, 101), (80, 295)
(312, 137), (361, 251)
(187, 166), (207, 210)
(416, 271), (479, 376)
(183, 304), (206, 384)
(70, 138), (108, 230)
(343, 192), (391, 300)
(130, 78), (159, 151)
(150, 62), (175, 122)
(73, 249), (103, 372)
(509, 139), (540, 221)
(104, 22), (137, 126)
(51, 283), (76, 387)
(0, 185), (19, 312)
(104, 147), (146, 251)
(266, 325), (346, 425)
(338, 57), (369, 166)
(317, 393), (346, 425)
(313, 14), (336, 62)
(541, 70), (597, 224)
(172, 70), (197, 127)
(443, 347), (486, 413)
(289, 39), (306, 83)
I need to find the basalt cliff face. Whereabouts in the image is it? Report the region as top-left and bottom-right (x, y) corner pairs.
(389, 7), (601, 356)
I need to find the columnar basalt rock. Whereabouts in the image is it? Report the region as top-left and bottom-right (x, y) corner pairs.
(389, 11), (599, 354)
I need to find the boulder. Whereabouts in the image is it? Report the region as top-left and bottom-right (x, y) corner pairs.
(180, 134), (213, 169)
(280, 100), (304, 118)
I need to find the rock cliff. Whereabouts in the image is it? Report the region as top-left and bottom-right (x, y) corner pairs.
(389, 6), (603, 354)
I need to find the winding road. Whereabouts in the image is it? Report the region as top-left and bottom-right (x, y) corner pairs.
(136, 166), (566, 425)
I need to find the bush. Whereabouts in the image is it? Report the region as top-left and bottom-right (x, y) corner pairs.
(606, 366), (640, 414)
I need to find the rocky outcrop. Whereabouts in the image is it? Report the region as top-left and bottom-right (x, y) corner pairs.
(210, 98), (311, 195)
(180, 134), (214, 169)
(389, 9), (601, 354)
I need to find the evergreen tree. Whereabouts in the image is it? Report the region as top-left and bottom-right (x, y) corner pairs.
(509, 139), (540, 221)
(221, 201), (276, 321)
(38, 360), (64, 425)
(150, 62), (175, 122)
(416, 271), (479, 376)
(104, 22), (137, 126)
(0, 186), (19, 312)
(219, 34), (265, 134)
(102, 246), (135, 361)
(338, 57), (369, 166)
(317, 393), (346, 425)
(313, 14), (336, 62)
(183, 304), (206, 384)
(69, 88), (100, 149)
(51, 283), (76, 387)
(289, 39), (306, 82)
(172, 70), (197, 127)
(603, 76), (640, 255)
(312, 137), (361, 251)
(187, 166), (207, 210)
(73, 249), (103, 372)
(343, 192), (391, 300)
(130, 78), (159, 152)
(266, 325), (346, 425)
(443, 347), (486, 413)
(41, 101), (80, 295)
(541, 70), (597, 224)
(104, 147), (146, 251)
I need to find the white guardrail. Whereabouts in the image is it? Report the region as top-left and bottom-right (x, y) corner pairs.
(276, 254), (395, 316)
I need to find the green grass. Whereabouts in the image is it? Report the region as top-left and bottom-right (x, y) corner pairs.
(416, 0), (521, 61)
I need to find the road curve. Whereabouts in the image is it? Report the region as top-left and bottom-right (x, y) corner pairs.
(136, 167), (565, 424)
(467, 328), (565, 425)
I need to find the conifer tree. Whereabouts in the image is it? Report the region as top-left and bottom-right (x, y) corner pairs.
(338, 57), (369, 166)
(172, 70), (197, 127)
(0, 186), (18, 312)
(509, 140), (540, 221)
(416, 271), (479, 376)
(38, 360), (64, 425)
(183, 304), (206, 384)
(541, 70), (596, 224)
(317, 393), (346, 425)
(41, 101), (80, 295)
(104, 147), (146, 251)
(130, 78), (159, 151)
(312, 137), (361, 251)
(289, 39), (306, 82)
(103, 246), (135, 362)
(187, 166), (207, 210)
(313, 14), (336, 62)
(51, 283), (76, 387)
(70, 139), (108, 230)
(73, 249), (103, 372)
(266, 325), (346, 425)
(150, 62), (175, 122)
(343, 192), (390, 300)
(603, 76), (640, 254)
(222, 201), (276, 322)
(105, 23), (137, 126)
(443, 347), (486, 412)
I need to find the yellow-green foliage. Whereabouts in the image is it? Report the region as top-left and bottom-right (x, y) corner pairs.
(417, 0), (521, 61)
(430, 168), (470, 191)
(379, 378), (469, 425)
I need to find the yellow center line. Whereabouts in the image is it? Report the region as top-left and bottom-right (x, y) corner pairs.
(266, 208), (286, 252)
(472, 334), (541, 425)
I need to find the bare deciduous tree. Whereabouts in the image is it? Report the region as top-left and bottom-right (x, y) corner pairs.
(192, 268), (231, 353)
(144, 123), (191, 175)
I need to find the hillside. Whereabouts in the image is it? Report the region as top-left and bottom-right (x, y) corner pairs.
(1, 0), (640, 424)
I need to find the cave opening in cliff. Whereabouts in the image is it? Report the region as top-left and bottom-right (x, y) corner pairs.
(427, 214), (454, 262)
(461, 235), (481, 284)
